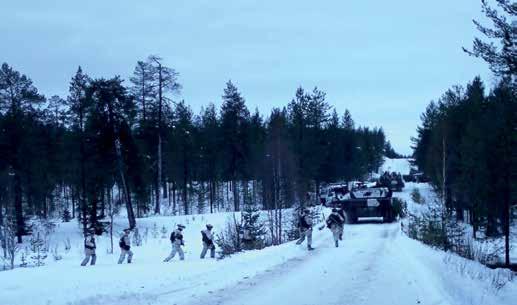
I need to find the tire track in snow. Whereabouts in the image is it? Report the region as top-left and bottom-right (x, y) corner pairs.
(184, 223), (395, 305)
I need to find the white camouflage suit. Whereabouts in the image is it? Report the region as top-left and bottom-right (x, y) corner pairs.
(81, 237), (96, 266)
(296, 212), (313, 249)
(118, 233), (133, 264)
(164, 228), (185, 261)
(327, 212), (345, 247)
(200, 229), (215, 259)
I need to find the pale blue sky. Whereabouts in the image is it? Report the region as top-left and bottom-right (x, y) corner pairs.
(1, 0), (493, 154)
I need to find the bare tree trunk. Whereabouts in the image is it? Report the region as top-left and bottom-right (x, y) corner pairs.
(115, 140), (136, 229)
(502, 132), (511, 266)
(233, 180), (240, 211)
(183, 177), (188, 215)
(209, 180), (214, 213)
(441, 135), (448, 250)
(154, 59), (164, 215)
(155, 134), (162, 214)
(100, 188), (106, 219)
(14, 173), (23, 243)
(168, 183), (172, 207)
(71, 187), (75, 219)
(108, 186), (114, 254)
(172, 181), (177, 214)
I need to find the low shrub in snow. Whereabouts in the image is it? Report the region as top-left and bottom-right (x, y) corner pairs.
(404, 202), (508, 269)
(215, 214), (243, 258)
(29, 231), (48, 267)
(410, 188), (425, 205)
(392, 198), (407, 219)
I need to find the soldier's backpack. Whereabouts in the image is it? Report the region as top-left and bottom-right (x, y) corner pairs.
(170, 231), (176, 243)
(298, 214), (309, 229)
(119, 237), (129, 250)
(85, 238), (96, 250)
(326, 218), (332, 228)
(201, 230), (210, 243)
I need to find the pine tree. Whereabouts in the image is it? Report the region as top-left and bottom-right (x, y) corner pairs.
(199, 103), (221, 213)
(220, 81), (250, 211)
(147, 55), (181, 215)
(0, 63), (44, 242)
(129, 61), (156, 124)
(170, 100), (195, 215)
(240, 196), (266, 250)
(85, 77), (137, 230)
(66, 66), (91, 235)
(464, 0), (516, 82)
(29, 232), (47, 267)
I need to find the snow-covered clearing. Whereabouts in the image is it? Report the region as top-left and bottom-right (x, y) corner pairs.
(379, 157), (412, 175)
(1, 159), (516, 305)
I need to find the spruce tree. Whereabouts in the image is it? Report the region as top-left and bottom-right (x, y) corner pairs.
(220, 81), (250, 211)
(0, 63), (44, 242)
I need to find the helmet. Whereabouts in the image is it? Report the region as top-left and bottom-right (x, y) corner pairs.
(177, 224), (186, 229)
(206, 224), (213, 229)
(332, 208), (338, 213)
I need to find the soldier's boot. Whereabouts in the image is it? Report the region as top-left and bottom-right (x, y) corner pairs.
(335, 240), (339, 248)
(307, 245), (315, 251)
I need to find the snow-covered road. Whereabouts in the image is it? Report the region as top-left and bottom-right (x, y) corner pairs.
(185, 223), (452, 305)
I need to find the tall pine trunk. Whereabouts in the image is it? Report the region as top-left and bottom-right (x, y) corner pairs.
(155, 134), (162, 214)
(233, 179), (240, 211)
(154, 61), (164, 215)
(115, 139), (135, 229)
(80, 111), (88, 236)
(14, 173), (24, 243)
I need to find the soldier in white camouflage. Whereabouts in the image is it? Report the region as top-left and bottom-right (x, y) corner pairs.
(200, 224), (216, 259)
(81, 234), (96, 266)
(326, 209), (345, 247)
(164, 224), (185, 262)
(118, 229), (133, 264)
(337, 207), (346, 240)
(296, 208), (314, 250)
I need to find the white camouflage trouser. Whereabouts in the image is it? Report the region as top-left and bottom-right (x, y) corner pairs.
(330, 225), (341, 246)
(296, 228), (312, 247)
(118, 248), (133, 264)
(200, 242), (215, 259)
(164, 243), (184, 261)
(81, 248), (96, 266)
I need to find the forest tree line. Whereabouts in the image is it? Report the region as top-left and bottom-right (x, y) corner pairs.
(0, 59), (388, 240)
(412, 76), (515, 237)
(412, 0), (516, 266)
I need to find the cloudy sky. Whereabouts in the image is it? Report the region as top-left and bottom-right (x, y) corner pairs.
(1, 0), (493, 154)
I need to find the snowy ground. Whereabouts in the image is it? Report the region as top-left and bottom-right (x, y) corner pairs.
(379, 157), (413, 176)
(1, 159), (516, 305)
